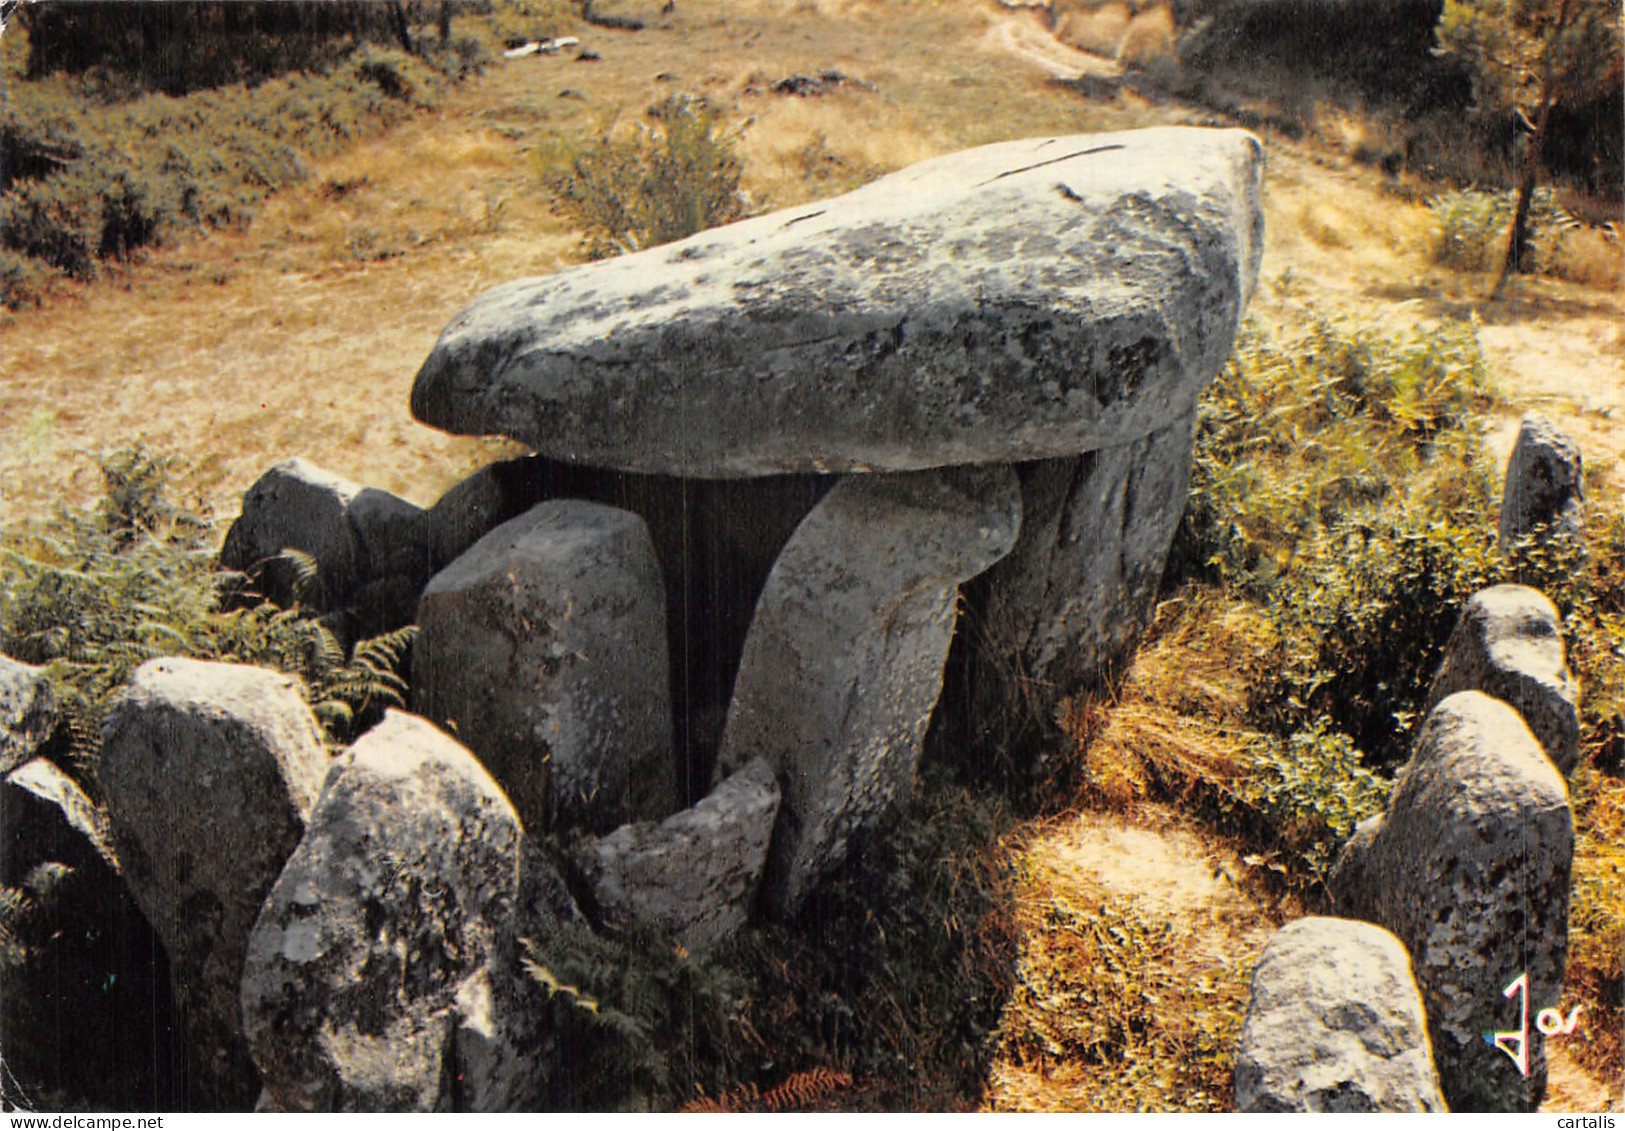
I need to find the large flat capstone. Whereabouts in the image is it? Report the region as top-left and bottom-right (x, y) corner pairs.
(411, 127), (1264, 478)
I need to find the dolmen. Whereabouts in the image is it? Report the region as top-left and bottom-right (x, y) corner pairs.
(224, 127), (1265, 938)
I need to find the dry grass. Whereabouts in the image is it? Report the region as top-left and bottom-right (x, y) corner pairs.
(983, 804), (1283, 1112)
(1061, 594), (1261, 809)
(1566, 771), (1625, 1090)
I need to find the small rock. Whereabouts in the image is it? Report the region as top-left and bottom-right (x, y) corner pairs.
(1235, 916), (1446, 1112)
(1499, 412), (1584, 553)
(0, 654), (57, 776)
(99, 657), (331, 1109)
(1426, 584), (1580, 774)
(1330, 691), (1572, 1112)
(241, 711), (537, 1112)
(719, 467), (1021, 920)
(578, 758), (779, 947)
(414, 500), (677, 835)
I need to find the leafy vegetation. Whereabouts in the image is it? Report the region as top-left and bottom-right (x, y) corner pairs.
(0, 35), (484, 306)
(0, 448), (415, 787)
(541, 94), (748, 259)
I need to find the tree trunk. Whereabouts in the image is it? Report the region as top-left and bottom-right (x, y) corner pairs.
(1494, 88), (1555, 297)
(439, 1), (452, 44)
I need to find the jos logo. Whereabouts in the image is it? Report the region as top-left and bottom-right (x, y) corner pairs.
(1484, 972), (1585, 1077)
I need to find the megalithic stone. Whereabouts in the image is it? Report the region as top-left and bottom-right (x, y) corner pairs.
(1329, 691), (1572, 1112)
(99, 658), (332, 1110)
(413, 499), (677, 835)
(411, 127), (1263, 478)
(718, 467), (1021, 920)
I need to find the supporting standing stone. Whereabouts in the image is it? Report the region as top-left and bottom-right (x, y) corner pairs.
(99, 658), (331, 1110)
(414, 499), (677, 835)
(719, 467), (1022, 920)
(411, 128), (1263, 477)
(1, 655), (57, 776)
(1426, 585), (1580, 774)
(577, 758), (780, 947)
(1235, 917), (1446, 1112)
(1329, 691), (1572, 1112)
(241, 711), (542, 1112)
(965, 412), (1195, 717)
(1499, 412), (1584, 553)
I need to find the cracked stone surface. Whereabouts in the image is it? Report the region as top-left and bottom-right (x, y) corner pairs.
(411, 127), (1263, 478)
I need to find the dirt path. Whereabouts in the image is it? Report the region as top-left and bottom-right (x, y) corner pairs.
(979, 9), (1121, 80)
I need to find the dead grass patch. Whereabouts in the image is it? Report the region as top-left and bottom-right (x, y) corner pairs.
(984, 806), (1279, 1112)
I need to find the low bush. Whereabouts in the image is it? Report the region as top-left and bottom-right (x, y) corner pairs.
(1240, 722), (1391, 884)
(0, 46), (466, 304)
(1428, 186), (1589, 276)
(542, 94), (748, 259)
(1172, 305), (1497, 595)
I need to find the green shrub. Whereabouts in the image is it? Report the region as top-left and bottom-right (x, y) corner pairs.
(1428, 186), (1580, 274)
(1172, 307), (1497, 594)
(543, 94), (748, 258)
(0, 46), (451, 286)
(1240, 722), (1392, 885)
(0, 248), (46, 309)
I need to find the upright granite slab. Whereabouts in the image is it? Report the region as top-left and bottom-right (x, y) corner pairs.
(241, 711), (541, 1112)
(413, 499), (677, 834)
(1426, 585), (1579, 774)
(1235, 917), (1446, 1112)
(1329, 691), (1572, 1112)
(411, 127), (1264, 478)
(718, 467), (1021, 920)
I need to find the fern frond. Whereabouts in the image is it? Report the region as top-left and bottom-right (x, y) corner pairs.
(759, 1068), (853, 1112)
(274, 547), (323, 605)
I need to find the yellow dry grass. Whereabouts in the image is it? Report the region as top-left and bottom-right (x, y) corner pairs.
(983, 803), (1286, 1112)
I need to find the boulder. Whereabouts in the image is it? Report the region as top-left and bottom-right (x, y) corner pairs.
(1, 654), (57, 776)
(347, 486), (434, 636)
(241, 711), (545, 1112)
(99, 657), (331, 1109)
(413, 499), (677, 835)
(577, 758), (780, 947)
(1234, 916), (1446, 1112)
(718, 467), (1022, 920)
(221, 459), (428, 631)
(1499, 413), (1584, 553)
(220, 458), (366, 607)
(411, 127), (1264, 478)
(1426, 585), (1580, 774)
(1329, 691), (1572, 1112)
(1, 758), (184, 1109)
